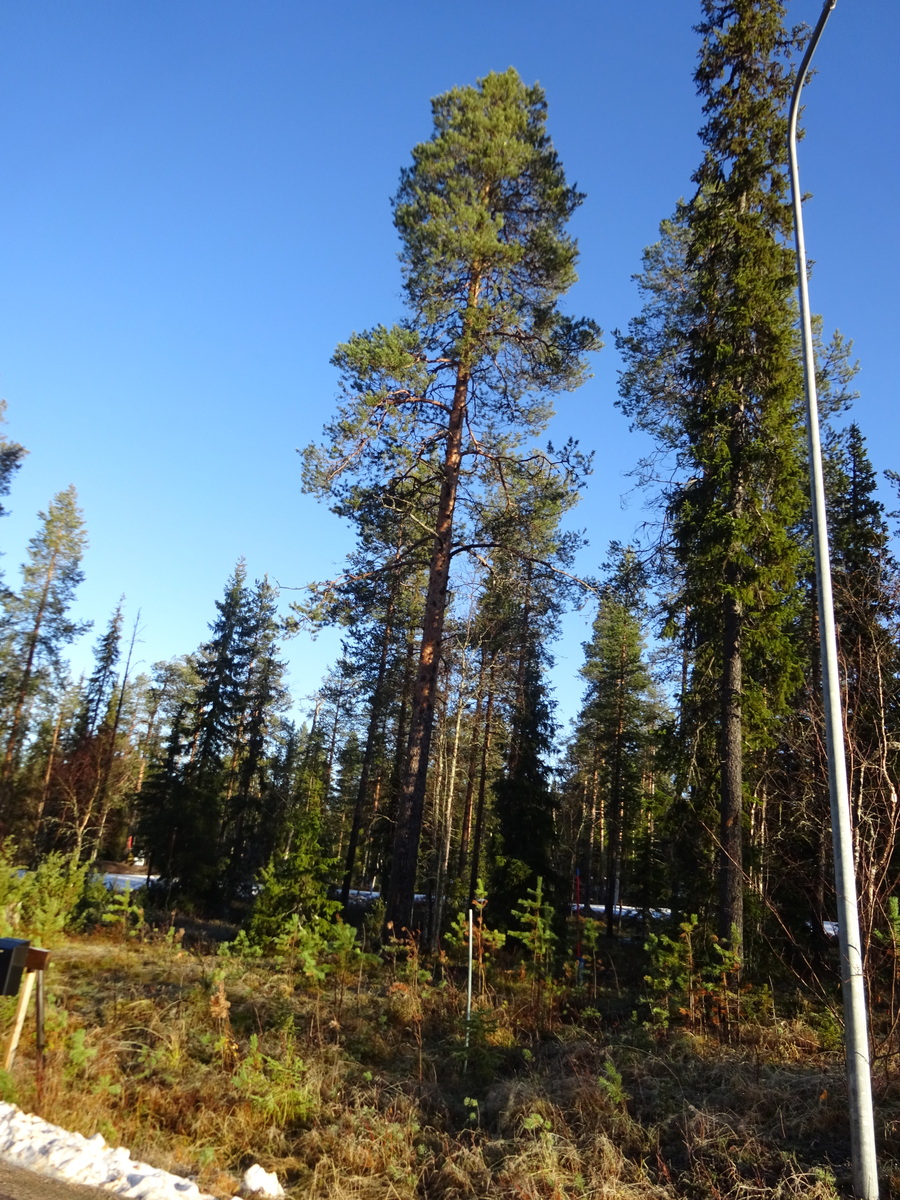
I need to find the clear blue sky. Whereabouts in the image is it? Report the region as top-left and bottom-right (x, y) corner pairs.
(1, 1), (897, 729)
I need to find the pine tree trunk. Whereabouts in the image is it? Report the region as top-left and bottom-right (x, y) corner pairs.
(384, 356), (472, 932)
(583, 760), (599, 915)
(32, 708), (63, 863)
(1, 552), (59, 800)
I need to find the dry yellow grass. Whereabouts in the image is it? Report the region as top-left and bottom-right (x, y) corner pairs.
(0, 928), (893, 1200)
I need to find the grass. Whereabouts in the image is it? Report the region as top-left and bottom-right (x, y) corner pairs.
(0, 917), (897, 1200)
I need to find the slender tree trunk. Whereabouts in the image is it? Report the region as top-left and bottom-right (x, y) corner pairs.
(424, 698), (448, 945)
(431, 655), (468, 950)
(362, 772), (383, 887)
(70, 776), (100, 863)
(91, 614), (139, 861)
(381, 633), (416, 884)
(679, 605), (690, 731)
(341, 609), (393, 913)
(583, 755), (599, 915)
(513, 564), (533, 715)
(468, 664), (495, 908)
(719, 587), (744, 955)
(325, 682), (345, 799)
(1, 553), (59, 799)
(302, 697), (323, 814)
(605, 633), (627, 938)
(596, 743), (608, 906)
(456, 650), (486, 877)
(719, 405), (747, 958)
(32, 708), (63, 863)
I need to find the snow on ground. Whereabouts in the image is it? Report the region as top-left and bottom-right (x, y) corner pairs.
(101, 875), (158, 892)
(0, 1102), (284, 1199)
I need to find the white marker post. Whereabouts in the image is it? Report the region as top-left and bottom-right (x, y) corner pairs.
(464, 908), (474, 1073)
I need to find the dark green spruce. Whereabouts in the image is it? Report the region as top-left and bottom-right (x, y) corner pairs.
(618, 1), (809, 957)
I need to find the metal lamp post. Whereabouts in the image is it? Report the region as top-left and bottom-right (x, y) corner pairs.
(788, 3), (879, 1196)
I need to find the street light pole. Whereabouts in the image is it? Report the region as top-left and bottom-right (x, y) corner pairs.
(788, 4), (879, 1196)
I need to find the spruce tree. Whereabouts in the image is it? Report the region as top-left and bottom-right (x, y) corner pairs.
(223, 576), (288, 897)
(137, 703), (192, 887)
(491, 639), (558, 923)
(138, 564), (289, 907)
(618, 1), (808, 956)
(480, 472), (578, 924)
(73, 600), (123, 744)
(303, 69), (600, 930)
(191, 559), (249, 777)
(573, 549), (660, 934)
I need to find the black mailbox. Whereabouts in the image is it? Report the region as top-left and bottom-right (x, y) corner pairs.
(0, 939), (30, 996)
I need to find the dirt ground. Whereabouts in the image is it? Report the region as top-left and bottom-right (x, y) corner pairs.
(0, 1160), (123, 1200)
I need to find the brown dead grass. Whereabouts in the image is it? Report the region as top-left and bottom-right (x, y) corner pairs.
(0, 931), (894, 1200)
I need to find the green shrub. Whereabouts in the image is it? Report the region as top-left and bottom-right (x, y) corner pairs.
(0, 846), (91, 945)
(246, 836), (339, 946)
(72, 874), (116, 930)
(100, 885), (146, 939)
(509, 877), (557, 978)
(643, 914), (742, 1033)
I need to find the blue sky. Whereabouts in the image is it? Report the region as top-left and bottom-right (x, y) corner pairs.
(1, 1), (897, 729)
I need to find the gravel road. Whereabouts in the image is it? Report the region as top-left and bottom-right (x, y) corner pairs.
(0, 1160), (114, 1200)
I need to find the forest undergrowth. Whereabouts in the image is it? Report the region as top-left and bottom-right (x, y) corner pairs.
(0, 885), (897, 1200)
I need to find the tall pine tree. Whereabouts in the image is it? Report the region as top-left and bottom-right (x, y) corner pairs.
(0, 486), (90, 816)
(303, 69), (600, 930)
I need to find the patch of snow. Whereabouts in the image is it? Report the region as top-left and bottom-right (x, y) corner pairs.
(241, 1163), (284, 1197)
(569, 903), (672, 920)
(0, 1101), (281, 1200)
(101, 874), (159, 892)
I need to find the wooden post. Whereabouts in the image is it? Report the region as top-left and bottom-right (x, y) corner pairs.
(4, 972), (35, 1071)
(3, 948), (50, 1074)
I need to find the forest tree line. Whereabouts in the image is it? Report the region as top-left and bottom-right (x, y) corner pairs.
(0, 0), (897, 1002)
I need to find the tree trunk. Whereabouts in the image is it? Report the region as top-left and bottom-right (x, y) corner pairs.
(384, 353), (473, 932)
(583, 755), (599, 915)
(605, 626), (628, 938)
(468, 665), (495, 908)
(719, 588), (744, 956)
(422, 696), (448, 942)
(32, 708), (63, 864)
(1, 552), (59, 800)
(456, 649), (486, 878)
(91, 615), (139, 861)
(430, 654), (468, 950)
(341, 608), (393, 913)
